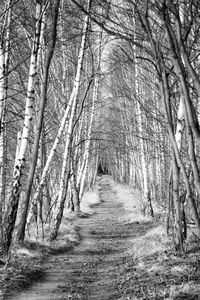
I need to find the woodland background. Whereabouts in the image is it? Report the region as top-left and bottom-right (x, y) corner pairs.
(0, 0), (200, 256)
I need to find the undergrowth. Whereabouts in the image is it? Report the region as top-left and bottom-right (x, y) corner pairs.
(1, 177), (200, 299)
(0, 187), (100, 298)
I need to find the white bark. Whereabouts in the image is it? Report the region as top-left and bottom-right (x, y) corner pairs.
(2, 1), (42, 254)
(14, 131), (22, 168)
(29, 0), (92, 229)
(175, 96), (184, 151)
(77, 28), (103, 197)
(48, 0), (92, 239)
(55, 0), (91, 210)
(0, 0), (11, 127)
(0, 46), (6, 129)
(135, 60), (149, 205)
(0, 0), (12, 234)
(173, 4), (185, 152)
(78, 74), (99, 198)
(0, 46), (6, 218)
(27, 90), (75, 224)
(15, 3), (42, 163)
(137, 108), (148, 200)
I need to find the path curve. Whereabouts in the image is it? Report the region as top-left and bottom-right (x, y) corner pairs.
(6, 176), (149, 300)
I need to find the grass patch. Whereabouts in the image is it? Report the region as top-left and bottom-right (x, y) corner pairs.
(128, 224), (170, 258)
(0, 244), (44, 296)
(114, 184), (153, 223)
(0, 188), (100, 298)
(0, 230), (77, 297)
(108, 180), (200, 299)
(115, 246), (200, 299)
(111, 182), (170, 258)
(80, 188), (101, 214)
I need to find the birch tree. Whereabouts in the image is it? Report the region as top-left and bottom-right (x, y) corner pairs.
(0, 0), (12, 247)
(2, 0), (43, 254)
(49, 0), (92, 240)
(135, 59), (153, 216)
(16, 0), (60, 243)
(77, 30), (102, 199)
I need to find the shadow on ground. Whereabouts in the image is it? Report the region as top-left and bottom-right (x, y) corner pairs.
(4, 176), (200, 300)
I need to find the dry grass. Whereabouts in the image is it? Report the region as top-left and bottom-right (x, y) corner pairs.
(166, 283), (200, 299)
(109, 181), (200, 299)
(128, 225), (169, 258)
(0, 244), (44, 295)
(0, 188), (100, 297)
(25, 188), (100, 246)
(80, 188), (100, 214)
(2, 178), (200, 299)
(111, 182), (170, 258)
(114, 183), (157, 223)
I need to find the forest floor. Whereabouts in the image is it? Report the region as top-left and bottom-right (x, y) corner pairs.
(2, 175), (200, 299)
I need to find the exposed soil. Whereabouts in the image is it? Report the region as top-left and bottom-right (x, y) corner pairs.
(4, 176), (200, 300)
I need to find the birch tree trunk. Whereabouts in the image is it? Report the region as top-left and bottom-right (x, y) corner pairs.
(78, 74), (99, 199)
(163, 3), (188, 249)
(171, 94), (185, 249)
(16, 0), (60, 243)
(175, 97), (184, 151)
(27, 10), (91, 228)
(77, 32), (102, 198)
(2, 1), (42, 254)
(49, 0), (91, 241)
(164, 8), (200, 145)
(26, 91), (75, 230)
(0, 0), (12, 244)
(165, 93), (185, 241)
(135, 60), (153, 216)
(160, 70), (200, 238)
(163, 6), (200, 221)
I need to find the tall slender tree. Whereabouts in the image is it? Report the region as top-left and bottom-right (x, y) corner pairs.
(17, 0), (60, 243)
(2, 0), (43, 254)
(49, 0), (92, 240)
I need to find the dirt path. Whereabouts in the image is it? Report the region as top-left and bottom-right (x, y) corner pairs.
(5, 177), (200, 299)
(6, 177), (148, 300)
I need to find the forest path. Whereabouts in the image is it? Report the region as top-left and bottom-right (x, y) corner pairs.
(6, 176), (156, 300)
